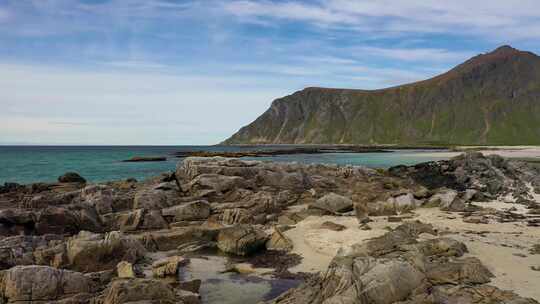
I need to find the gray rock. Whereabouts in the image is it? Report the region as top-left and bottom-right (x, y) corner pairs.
(58, 172), (86, 184)
(133, 189), (169, 210)
(217, 225), (267, 256)
(2, 265), (94, 302)
(310, 193), (353, 214)
(103, 278), (177, 304)
(162, 200), (211, 221)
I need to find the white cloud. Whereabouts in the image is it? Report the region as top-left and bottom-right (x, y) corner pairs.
(352, 47), (474, 62)
(0, 63), (286, 144)
(223, 0), (540, 40)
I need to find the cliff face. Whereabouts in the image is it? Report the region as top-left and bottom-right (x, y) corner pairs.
(224, 46), (540, 145)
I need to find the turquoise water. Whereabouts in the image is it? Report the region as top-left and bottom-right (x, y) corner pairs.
(0, 146), (451, 184)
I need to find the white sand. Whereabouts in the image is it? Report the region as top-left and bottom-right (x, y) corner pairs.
(409, 146), (540, 159)
(284, 213), (401, 273)
(413, 208), (540, 301)
(284, 206), (540, 300)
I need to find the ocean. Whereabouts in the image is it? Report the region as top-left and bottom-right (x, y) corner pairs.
(0, 146), (451, 184)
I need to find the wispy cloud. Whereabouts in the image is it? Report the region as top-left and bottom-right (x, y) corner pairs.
(351, 47), (474, 62)
(223, 0), (540, 40)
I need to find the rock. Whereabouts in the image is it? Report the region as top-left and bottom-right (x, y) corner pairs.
(309, 193), (353, 214)
(133, 189), (169, 210)
(220, 208), (252, 225)
(226, 263), (257, 274)
(141, 209), (169, 230)
(162, 200), (211, 221)
(116, 261), (135, 278)
(152, 255), (188, 278)
(0, 209), (37, 236)
(352, 257), (426, 303)
(178, 279), (202, 293)
(81, 184), (113, 215)
(393, 193), (422, 212)
(103, 278), (177, 304)
(141, 227), (219, 251)
(177, 240), (217, 254)
(426, 257), (493, 284)
(58, 172), (86, 184)
(463, 215), (489, 224)
(0, 182), (24, 194)
(320, 221), (347, 231)
(66, 231), (146, 272)
(123, 156), (167, 162)
(217, 225), (267, 256)
(2, 265), (94, 302)
(427, 188), (458, 208)
(354, 202), (369, 223)
(35, 206), (81, 235)
(184, 173), (249, 195)
(266, 227), (293, 251)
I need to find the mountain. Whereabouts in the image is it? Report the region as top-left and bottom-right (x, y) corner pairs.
(223, 46), (540, 146)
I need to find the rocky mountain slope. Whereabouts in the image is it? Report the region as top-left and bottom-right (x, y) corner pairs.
(224, 46), (540, 145)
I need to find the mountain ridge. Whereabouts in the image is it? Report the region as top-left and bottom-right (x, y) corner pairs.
(224, 46), (540, 145)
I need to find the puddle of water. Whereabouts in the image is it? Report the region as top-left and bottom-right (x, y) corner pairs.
(180, 255), (301, 304)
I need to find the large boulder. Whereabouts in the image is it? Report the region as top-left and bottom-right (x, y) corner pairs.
(1, 265), (94, 302)
(66, 231), (146, 272)
(183, 173), (249, 195)
(133, 189), (169, 210)
(162, 200), (211, 221)
(35, 207), (80, 235)
(140, 227), (219, 251)
(103, 278), (177, 304)
(217, 225), (268, 256)
(81, 184), (114, 215)
(152, 256), (188, 278)
(309, 193), (354, 214)
(266, 227), (293, 251)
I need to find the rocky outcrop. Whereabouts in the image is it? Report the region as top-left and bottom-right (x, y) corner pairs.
(103, 278), (177, 304)
(391, 152), (540, 201)
(0, 153), (538, 304)
(1, 265), (95, 303)
(309, 193), (353, 214)
(217, 225), (268, 256)
(269, 222), (536, 304)
(66, 231), (146, 272)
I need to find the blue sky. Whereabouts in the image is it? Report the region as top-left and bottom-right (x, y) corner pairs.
(1, 0), (540, 145)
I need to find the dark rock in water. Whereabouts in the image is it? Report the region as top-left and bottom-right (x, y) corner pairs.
(123, 156), (167, 162)
(58, 172), (86, 184)
(0, 183), (24, 194)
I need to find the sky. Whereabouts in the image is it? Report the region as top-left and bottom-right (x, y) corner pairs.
(1, 0), (540, 145)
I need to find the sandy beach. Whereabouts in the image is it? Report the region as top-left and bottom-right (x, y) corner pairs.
(284, 202), (540, 301)
(409, 146), (540, 160)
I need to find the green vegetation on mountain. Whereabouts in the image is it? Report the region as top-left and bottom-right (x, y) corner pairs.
(224, 46), (540, 145)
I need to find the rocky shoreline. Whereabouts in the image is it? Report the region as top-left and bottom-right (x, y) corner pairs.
(0, 152), (539, 303)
